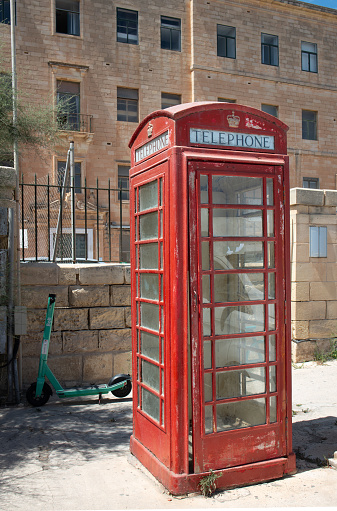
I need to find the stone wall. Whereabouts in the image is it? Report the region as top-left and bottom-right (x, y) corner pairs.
(291, 188), (337, 362)
(20, 262), (131, 388)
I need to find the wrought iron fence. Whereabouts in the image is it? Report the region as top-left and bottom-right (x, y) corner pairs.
(57, 112), (93, 133)
(20, 175), (130, 263)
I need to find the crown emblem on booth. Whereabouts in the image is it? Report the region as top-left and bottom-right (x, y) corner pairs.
(147, 123), (153, 138)
(227, 111), (240, 128)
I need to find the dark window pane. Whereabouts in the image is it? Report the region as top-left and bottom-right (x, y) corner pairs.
(56, 0), (80, 36)
(217, 25), (236, 59)
(161, 16), (181, 51)
(117, 8), (138, 44)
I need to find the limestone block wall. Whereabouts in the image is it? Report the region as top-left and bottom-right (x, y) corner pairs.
(290, 188), (337, 362)
(20, 262), (131, 388)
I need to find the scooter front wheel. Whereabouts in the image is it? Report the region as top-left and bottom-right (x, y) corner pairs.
(26, 382), (52, 407)
(109, 374), (132, 398)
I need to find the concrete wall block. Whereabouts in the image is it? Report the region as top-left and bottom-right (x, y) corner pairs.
(125, 307), (131, 328)
(309, 319), (337, 339)
(69, 286), (110, 307)
(291, 243), (309, 263)
(99, 328), (131, 351)
(290, 188), (324, 206)
(124, 266), (131, 284)
(310, 282), (337, 301)
(291, 282), (309, 302)
(290, 205), (309, 215)
(53, 308), (89, 331)
(111, 285), (131, 306)
(291, 223), (309, 244)
(21, 332), (62, 357)
(291, 320), (309, 340)
(83, 353), (113, 382)
(63, 330), (99, 353)
(79, 264), (125, 285)
(291, 338), (333, 363)
(291, 300), (326, 321)
(22, 286), (68, 308)
(27, 309), (48, 332)
(20, 262), (59, 286)
(309, 214), (337, 225)
(48, 355), (83, 383)
(58, 264), (78, 285)
(22, 357), (40, 386)
(326, 301), (337, 319)
(326, 263), (337, 281)
(324, 190), (337, 207)
(89, 307), (125, 329)
(291, 262), (326, 282)
(113, 351), (132, 375)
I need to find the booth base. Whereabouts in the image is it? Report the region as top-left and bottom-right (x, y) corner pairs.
(130, 435), (296, 496)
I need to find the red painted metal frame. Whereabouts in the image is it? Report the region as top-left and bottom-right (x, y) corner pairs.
(129, 103), (295, 495)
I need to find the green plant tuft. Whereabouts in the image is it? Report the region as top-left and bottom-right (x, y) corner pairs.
(199, 470), (221, 497)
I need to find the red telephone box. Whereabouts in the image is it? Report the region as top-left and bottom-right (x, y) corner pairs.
(128, 102), (296, 495)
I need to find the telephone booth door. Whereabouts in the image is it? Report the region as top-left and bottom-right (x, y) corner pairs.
(189, 162), (287, 473)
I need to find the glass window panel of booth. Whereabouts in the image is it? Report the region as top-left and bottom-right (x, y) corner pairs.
(199, 173), (280, 435)
(134, 177), (165, 428)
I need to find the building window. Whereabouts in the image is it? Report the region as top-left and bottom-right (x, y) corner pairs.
(302, 110), (317, 140)
(303, 177), (319, 189)
(218, 98), (236, 103)
(57, 160), (82, 193)
(161, 93), (181, 109)
(310, 226), (327, 258)
(217, 25), (236, 59)
(56, 0), (80, 36)
(261, 34), (278, 66)
(161, 16), (181, 51)
(261, 104), (278, 117)
(50, 228), (93, 260)
(117, 87), (138, 122)
(118, 166), (130, 200)
(56, 80), (80, 131)
(301, 42), (317, 73)
(0, 0), (10, 24)
(117, 8), (138, 44)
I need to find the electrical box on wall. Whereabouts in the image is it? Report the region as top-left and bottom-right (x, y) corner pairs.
(128, 102), (296, 495)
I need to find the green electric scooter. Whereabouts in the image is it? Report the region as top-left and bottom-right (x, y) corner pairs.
(26, 294), (132, 407)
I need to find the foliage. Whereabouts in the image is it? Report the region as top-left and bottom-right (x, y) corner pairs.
(0, 65), (62, 165)
(314, 338), (337, 364)
(199, 470), (221, 497)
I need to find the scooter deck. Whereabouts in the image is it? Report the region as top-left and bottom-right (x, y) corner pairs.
(56, 381), (126, 398)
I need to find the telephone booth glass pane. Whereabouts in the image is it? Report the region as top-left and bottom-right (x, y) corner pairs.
(198, 172), (280, 436)
(134, 177), (165, 428)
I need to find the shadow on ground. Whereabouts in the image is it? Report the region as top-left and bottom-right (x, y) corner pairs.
(0, 394), (133, 475)
(292, 416), (337, 471)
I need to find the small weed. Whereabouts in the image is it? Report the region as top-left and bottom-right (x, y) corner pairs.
(302, 408), (310, 413)
(314, 338), (337, 364)
(199, 470), (221, 497)
(292, 410), (298, 416)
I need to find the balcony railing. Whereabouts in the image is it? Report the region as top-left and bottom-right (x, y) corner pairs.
(57, 112), (93, 133)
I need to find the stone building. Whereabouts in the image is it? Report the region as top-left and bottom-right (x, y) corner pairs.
(2, 0), (337, 368)
(1, 0), (337, 196)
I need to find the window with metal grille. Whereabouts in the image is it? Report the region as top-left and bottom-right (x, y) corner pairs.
(261, 104), (278, 118)
(161, 16), (181, 51)
(261, 33), (279, 66)
(217, 25), (236, 59)
(56, 0), (80, 36)
(302, 110), (317, 140)
(0, 0), (10, 24)
(161, 93), (181, 109)
(57, 80), (80, 130)
(118, 165), (130, 200)
(57, 160), (82, 193)
(117, 8), (138, 44)
(301, 41), (317, 73)
(303, 177), (319, 189)
(218, 98), (236, 103)
(117, 87), (138, 122)
(310, 226), (327, 258)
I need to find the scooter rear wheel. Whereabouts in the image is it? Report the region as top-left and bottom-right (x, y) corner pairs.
(109, 374), (132, 398)
(26, 382), (52, 407)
